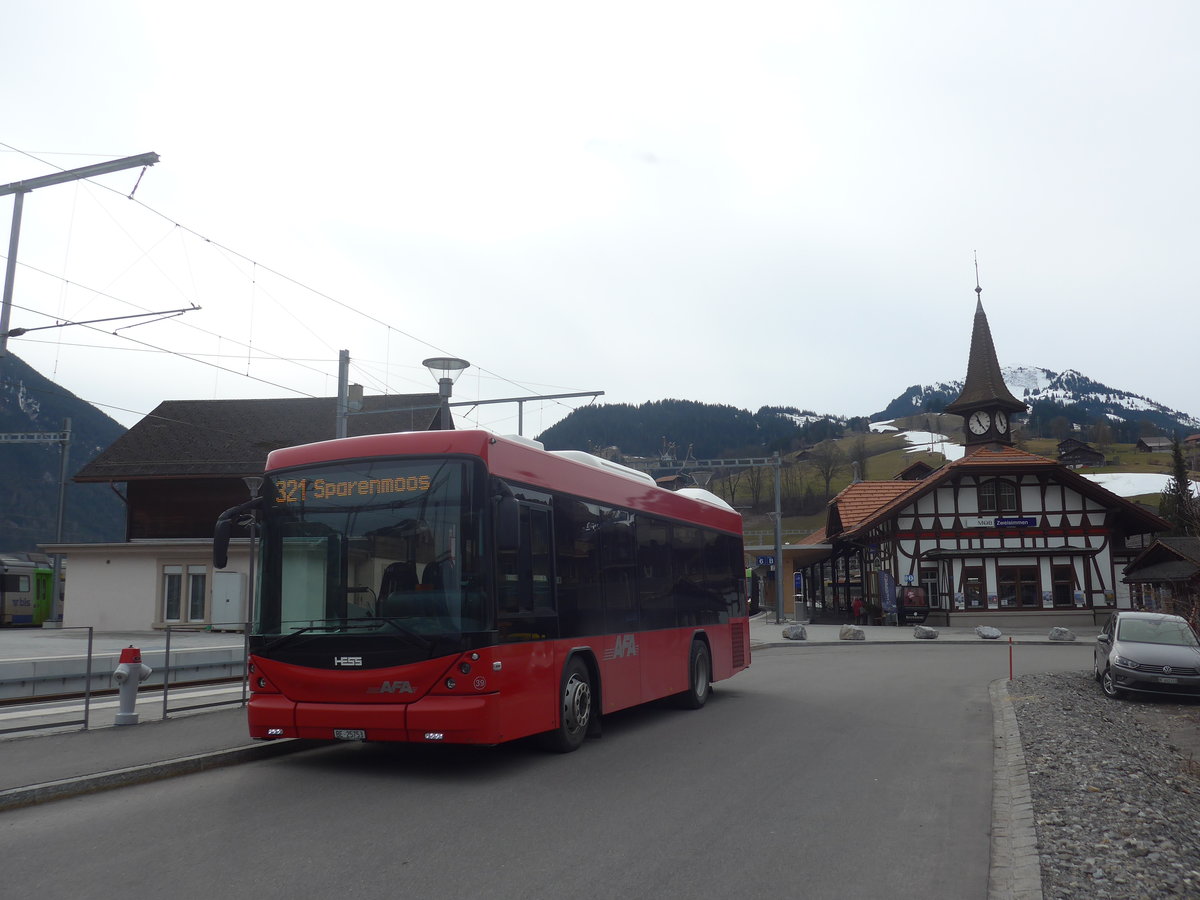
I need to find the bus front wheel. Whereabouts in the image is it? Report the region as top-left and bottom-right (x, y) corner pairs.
(677, 640), (711, 710)
(542, 657), (593, 753)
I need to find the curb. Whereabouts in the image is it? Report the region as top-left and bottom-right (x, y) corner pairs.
(987, 678), (1045, 899)
(750, 639), (1083, 649)
(0, 738), (318, 812)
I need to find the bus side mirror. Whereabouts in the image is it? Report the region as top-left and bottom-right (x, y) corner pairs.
(213, 497), (262, 569)
(214, 514), (233, 569)
(496, 496), (520, 553)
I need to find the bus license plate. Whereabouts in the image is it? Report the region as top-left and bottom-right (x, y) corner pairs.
(334, 729), (367, 741)
(1158, 677), (1178, 684)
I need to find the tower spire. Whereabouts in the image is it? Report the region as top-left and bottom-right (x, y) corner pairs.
(945, 256), (1027, 449)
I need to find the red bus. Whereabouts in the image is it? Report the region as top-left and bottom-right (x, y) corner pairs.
(214, 430), (750, 752)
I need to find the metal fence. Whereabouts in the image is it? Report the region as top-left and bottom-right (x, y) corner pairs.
(160, 624), (250, 719)
(0, 626), (95, 737)
(0, 624), (249, 738)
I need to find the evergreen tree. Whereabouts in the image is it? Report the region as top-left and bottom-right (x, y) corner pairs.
(1158, 436), (1199, 536)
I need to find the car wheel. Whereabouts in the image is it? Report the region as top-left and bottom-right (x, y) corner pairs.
(1100, 667), (1125, 699)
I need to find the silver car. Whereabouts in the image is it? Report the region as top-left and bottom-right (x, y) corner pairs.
(1094, 611), (1200, 699)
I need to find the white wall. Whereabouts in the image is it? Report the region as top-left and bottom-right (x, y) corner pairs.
(50, 542), (251, 631)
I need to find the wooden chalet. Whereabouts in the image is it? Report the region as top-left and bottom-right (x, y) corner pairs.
(1136, 437), (1173, 453)
(1056, 439), (1105, 469)
(1123, 536), (1200, 619)
(893, 460), (937, 481)
(44, 393), (441, 630)
(793, 289), (1167, 628)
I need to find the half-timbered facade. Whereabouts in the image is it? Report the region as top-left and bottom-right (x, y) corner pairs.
(803, 445), (1167, 627)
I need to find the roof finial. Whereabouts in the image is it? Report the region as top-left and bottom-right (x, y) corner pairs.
(974, 251), (982, 298)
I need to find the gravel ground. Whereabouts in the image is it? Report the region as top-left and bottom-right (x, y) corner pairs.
(1008, 672), (1200, 899)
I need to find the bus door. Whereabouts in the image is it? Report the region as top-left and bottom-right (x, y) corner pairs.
(496, 496), (561, 727)
(496, 498), (559, 643)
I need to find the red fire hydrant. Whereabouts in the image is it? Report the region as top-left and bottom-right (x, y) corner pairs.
(113, 646), (153, 725)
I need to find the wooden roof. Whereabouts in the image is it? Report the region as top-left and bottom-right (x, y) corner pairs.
(1123, 536), (1200, 583)
(75, 393), (441, 481)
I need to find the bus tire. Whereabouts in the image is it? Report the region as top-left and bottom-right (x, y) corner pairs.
(541, 657), (593, 753)
(678, 639), (711, 710)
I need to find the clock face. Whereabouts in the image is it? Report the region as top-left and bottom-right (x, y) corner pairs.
(995, 411), (1009, 434)
(968, 410), (992, 435)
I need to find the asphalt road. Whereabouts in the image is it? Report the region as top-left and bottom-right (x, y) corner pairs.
(0, 642), (1092, 900)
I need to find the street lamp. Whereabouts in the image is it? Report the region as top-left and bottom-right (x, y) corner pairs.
(423, 357), (470, 430)
(242, 476), (263, 632)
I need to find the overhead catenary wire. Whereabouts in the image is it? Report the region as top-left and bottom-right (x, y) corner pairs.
(0, 143), (601, 420)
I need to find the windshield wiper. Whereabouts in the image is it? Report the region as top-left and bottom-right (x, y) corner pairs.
(256, 617), (435, 655)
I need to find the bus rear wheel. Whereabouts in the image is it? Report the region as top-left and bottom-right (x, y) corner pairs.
(542, 657), (593, 753)
(677, 639), (711, 710)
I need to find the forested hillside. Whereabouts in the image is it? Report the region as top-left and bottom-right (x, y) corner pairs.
(0, 353), (126, 552)
(536, 399), (859, 458)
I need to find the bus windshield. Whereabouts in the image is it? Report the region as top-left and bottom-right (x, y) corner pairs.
(256, 458), (487, 647)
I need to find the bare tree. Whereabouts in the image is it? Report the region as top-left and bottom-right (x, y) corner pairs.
(781, 460), (807, 514)
(809, 440), (847, 500)
(744, 464), (766, 510)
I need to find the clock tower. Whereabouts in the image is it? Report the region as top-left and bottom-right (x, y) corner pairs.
(943, 272), (1027, 449)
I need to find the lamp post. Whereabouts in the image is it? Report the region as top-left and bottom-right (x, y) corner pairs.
(422, 357), (470, 430)
(242, 476), (263, 630)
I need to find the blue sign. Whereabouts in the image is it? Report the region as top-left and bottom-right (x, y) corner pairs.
(878, 571), (897, 613)
(757, 555), (775, 567)
(995, 517), (1037, 527)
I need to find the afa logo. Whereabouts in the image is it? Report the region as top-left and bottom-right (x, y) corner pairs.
(368, 681), (416, 694)
(603, 634), (638, 660)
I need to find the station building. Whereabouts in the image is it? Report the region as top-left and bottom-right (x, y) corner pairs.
(794, 291), (1167, 629)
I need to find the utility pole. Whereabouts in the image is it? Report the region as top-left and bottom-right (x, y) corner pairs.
(0, 152), (159, 356)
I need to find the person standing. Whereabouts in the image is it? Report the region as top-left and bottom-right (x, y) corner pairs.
(852, 596), (864, 625)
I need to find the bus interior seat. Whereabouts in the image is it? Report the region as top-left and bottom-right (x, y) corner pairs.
(422, 559), (449, 590)
(380, 562), (418, 598)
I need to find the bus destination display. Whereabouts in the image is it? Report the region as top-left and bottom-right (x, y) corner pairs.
(273, 474), (432, 504)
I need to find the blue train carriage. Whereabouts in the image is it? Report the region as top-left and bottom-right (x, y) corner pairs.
(0, 553), (54, 626)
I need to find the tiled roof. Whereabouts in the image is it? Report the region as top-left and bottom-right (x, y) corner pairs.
(799, 526), (828, 545)
(75, 394), (441, 481)
(828, 481), (920, 534)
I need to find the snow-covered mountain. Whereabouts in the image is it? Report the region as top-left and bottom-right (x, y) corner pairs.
(875, 366), (1200, 437)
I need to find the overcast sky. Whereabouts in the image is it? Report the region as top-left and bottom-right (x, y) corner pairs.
(3, 1), (1197, 435)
